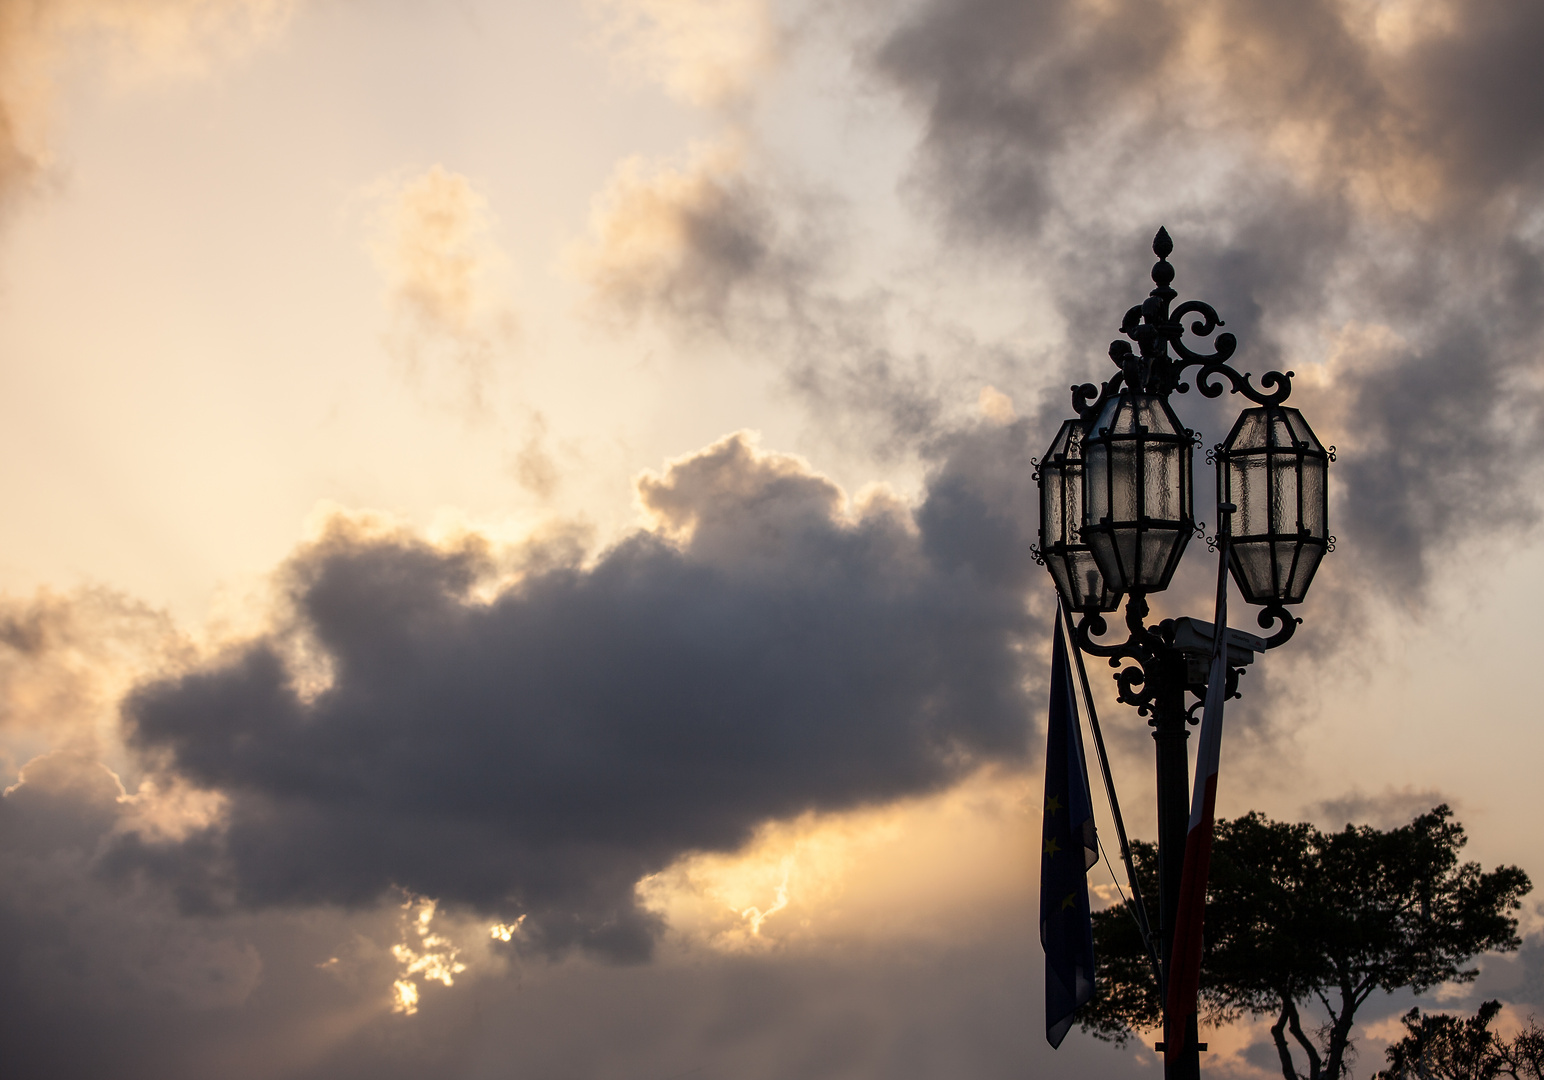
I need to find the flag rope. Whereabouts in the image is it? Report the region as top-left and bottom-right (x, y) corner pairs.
(1059, 603), (1162, 992)
(1095, 835), (1149, 957)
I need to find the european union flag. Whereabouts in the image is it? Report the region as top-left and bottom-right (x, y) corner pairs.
(1041, 605), (1097, 1048)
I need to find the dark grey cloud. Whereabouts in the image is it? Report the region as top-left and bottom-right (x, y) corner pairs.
(1307, 787), (1455, 832)
(110, 427), (1044, 961)
(0, 765), (1139, 1080)
(874, 0), (1171, 246)
(0, 751), (282, 1080)
(1504, 936), (1544, 1012)
(864, 0), (1544, 605)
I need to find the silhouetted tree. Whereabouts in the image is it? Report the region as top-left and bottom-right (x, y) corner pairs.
(1081, 806), (1531, 1080)
(1376, 1000), (1544, 1079)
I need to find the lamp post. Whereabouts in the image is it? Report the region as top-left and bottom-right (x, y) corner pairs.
(1034, 228), (1333, 1079)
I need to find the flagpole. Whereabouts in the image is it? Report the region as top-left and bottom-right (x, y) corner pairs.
(1060, 602), (1162, 991)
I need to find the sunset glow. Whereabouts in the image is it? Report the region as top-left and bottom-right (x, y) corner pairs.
(2, 2), (1543, 1078)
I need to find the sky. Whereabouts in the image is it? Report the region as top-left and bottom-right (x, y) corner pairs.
(1, 1), (1544, 1077)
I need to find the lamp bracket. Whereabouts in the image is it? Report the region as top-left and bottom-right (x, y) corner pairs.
(1073, 603), (1253, 718)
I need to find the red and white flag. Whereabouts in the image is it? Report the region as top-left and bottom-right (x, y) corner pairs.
(1163, 548), (1230, 1065)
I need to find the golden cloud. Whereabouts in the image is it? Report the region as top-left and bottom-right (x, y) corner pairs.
(637, 766), (1037, 952)
(368, 165), (516, 415)
(0, 587), (189, 777)
(570, 137), (789, 328)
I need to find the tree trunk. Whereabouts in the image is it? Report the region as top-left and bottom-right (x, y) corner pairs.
(1271, 997), (1323, 1080)
(1322, 991), (1358, 1079)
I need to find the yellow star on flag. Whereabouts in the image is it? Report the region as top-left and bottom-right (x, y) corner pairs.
(1043, 836), (1061, 857)
(1061, 891), (1077, 910)
(1045, 794), (1063, 814)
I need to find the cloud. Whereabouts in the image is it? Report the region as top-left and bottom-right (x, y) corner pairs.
(638, 766), (1034, 953)
(0, 0), (294, 214)
(0, 587), (187, 778)
(0, 753), (260, 1052)
(572, 135), (1014, 456)
(863, 0), (1544, 603)
(0, 747), (448, 1079)
(510, 411), (560, 499)
(0, 737), (1140, 1080)
(588, 0), (779, 107)
(1307, 786), (1455, 831)
(572, 136), (823, 333)
(368, 165), (516, 416)
(109, 426), (1044, 961)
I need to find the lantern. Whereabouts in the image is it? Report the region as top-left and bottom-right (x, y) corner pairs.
(1037, 418), (1122, 613)
(1217, 404), (1330, 605)
(1081, 391), (1195, 594)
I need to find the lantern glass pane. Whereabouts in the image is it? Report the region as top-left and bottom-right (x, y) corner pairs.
(1042, 468), (1070, 546)
(1231, 542), (1273, 599)
(1231, 409), (1269, 451)
(1113, 442), (1141, 522)
(1273, 540), (1298, 598)
(1139, 530), (1173, 584)
(1048, 548), (1118, 612)
(1271, 453), (1300, 534)
(1145, 441), (1168, 519)
(1234, 455), (1269, 537)
(1287, 545), (1326, 601)
(1285, 409), (1324, 452)
(1301, 454), (1327, 536)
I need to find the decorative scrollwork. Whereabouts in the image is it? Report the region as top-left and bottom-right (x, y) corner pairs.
(1072, 582), (1287, 724)
(1327, 535), (1338, 553)
(1256, 603), (1301, 649)
(1194, 362), (1294, 405)
(1091, 228), (1295, 409)
(1072, 381), (1106, 421)
(1169, 300), (1236, 366)
(1029, 543), (1045, 566)
(1327, 445), (1338, 462)
(1115, 664), (1154, 715)
(1074, 610), (1139, 660)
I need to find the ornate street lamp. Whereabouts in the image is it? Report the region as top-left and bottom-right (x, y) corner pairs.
(1035, 228), (1332, 1080)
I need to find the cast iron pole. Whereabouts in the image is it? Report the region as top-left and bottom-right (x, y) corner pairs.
(1150, 636), (1202, 1080)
